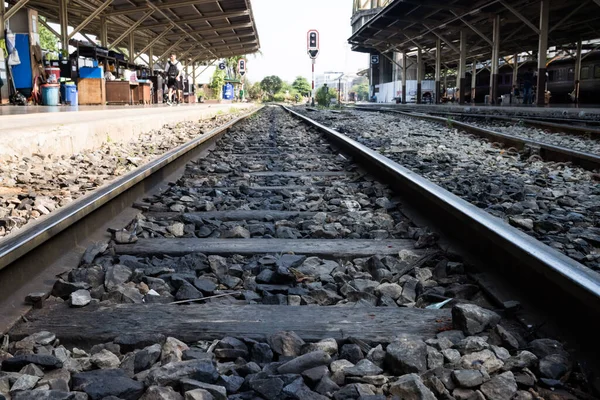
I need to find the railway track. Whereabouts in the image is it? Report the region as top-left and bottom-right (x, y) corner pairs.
(0, 106), (599, 399)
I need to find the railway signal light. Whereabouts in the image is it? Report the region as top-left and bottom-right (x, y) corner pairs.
(307, 30), (319, 59)
(238, 59), (246, 76)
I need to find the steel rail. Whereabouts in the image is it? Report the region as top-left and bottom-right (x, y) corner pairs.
(351, 106), (600, 171)
(282, 105), (600, 328)
(0, 107), (262, 271)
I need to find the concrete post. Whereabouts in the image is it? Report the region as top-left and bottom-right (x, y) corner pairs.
(59, 0), (69, 56)
(149, 47), (154, 73)
(536, 0), (549, 106)
(402, 52), (407, 104)
(100, 16), (108, 48)
(443, 69), (447, 99)
(471, 60), (477, 103)
(512, 53), (518, 89)
(574, 39), (582, 102)
(435, 38), (441, 104)
(491, 15), (500, 104)
(416, 47), (422, 104)
(458, 30), (467, 104)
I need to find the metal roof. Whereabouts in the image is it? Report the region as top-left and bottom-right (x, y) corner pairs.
(13, 0), (260, 63)
(349, 0), (600, 67)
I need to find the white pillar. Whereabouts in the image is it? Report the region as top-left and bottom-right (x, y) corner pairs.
(536, 0), (549, 106)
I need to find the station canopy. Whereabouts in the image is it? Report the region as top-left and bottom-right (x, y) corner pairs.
(349, 0), (600, 67)
(15, 0), (260, 62)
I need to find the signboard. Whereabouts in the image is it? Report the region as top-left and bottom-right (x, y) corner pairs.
(218, 62), (226, 70)
(238, 58), (246, 76)
(371, 55), (379, 64)
(307, 29), (319, 59)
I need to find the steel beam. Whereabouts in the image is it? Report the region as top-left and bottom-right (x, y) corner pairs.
(491, 15), (500, 104)
(549, 1), (590, 34)
(109, 10), (154, 50)
(594, 0), (600, 7)
(450, 10), (492, 46)
(458, 30), (467, 104)
(423, 24), (459, 54)
(0, 1), (5, 40)
(59, 0), (69, 56)
(402, 52), (407, 104)
(537, 0), (549, 106)
(499, 0), (540, 35)
(574, 40), (582, 102)
(39, 17), (60, 38)
(155, 38), (186, 64)
(435, 38), (441, 104)
(416, 48), (422, 104)
(134, 25), (174, 61)
(105, 0), (216, 17)
(139, 10), (249, 30)
(4, 0), (29, 22)
(68, 0), (112, 40)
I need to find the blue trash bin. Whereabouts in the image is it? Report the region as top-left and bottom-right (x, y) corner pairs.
(42, 84), (60, 106)
(61, 83), (78, 105)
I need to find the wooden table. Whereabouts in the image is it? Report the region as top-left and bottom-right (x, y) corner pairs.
(136, 81), (152, 104)
(105, 81), (139, 105)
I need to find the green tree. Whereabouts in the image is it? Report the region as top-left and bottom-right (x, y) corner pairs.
(260, 75), (283, 100)
(292, 76), (312, 97)
(210, 68), (226, 99)
(351, 83), (369, 101)
(316, 85), (337, 107)
(247, 81), (263, 101)
(39, 17), (59, 54)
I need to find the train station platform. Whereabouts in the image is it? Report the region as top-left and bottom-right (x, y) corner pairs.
(354, 103), (600, 120)
(0, 103), (255, 159)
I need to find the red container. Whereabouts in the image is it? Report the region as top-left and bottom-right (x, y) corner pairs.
(45, 67), (61, 84)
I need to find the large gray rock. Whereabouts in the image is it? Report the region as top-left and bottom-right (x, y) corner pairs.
(385, 339), (428, 374)
(249, 377), (284, 400)
(452, 370), (488, 388)
(10, 374), (40, 392)
(145, 359), (219, 388)
(90, 349), (120, 369)
(180, 379), (226, 400)
(389, 374), (437, 400)
(104, 265), (133, 290)
(538, 353), (570, 380)
(268, 331), (305, 357)
(134, 344), (162, 373)
(277, 351), (332, 374)
(2, 354), (63, 371)
(452, 304), (501, 335)
(479, 371), (517, 400)
(141, 386), (184, 400)
(70, 289), (92, 307)
(72, 368), (145, 400)
(332, 383), (374, 400)
(12, 390), (88, 400)
(344, 359), (383, 377)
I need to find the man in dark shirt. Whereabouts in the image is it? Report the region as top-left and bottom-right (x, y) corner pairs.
(165, 52), (182, 106)
(523, 68), (534, 105)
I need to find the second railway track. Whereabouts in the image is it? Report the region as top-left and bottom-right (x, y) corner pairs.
(1, 106), (599, 399)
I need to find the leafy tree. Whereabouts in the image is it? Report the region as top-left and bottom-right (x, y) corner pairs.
(209, 69), (226, 99)
(225, 56), (243, 79)
(292, 76), (312, 97)
(247, 81), (263, 101)
(260, 75), (283, 100)
(351, 83), (369, 101)
(39, 17), (59, 54)
(316, 85), (337, 107)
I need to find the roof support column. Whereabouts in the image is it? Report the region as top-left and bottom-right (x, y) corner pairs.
(574, 39), (582, 103)
(149, 47), (154, 74)
(401, 52), (407, 104)
(59, 0), (69, 57)
(491, 15), (500, 104)
(435, 38), (441, 104)
(128, 32), (135, 62)
(443, 69), (447, 100)
(512, 53), (518, 92)
(536, 0), (549, 106)
(471, 60), (477, 103)
(416, 48), (422, 104)
(0, 0), (5, 41)
(100, 17), (108, 48)
(458, 30), (467, 105)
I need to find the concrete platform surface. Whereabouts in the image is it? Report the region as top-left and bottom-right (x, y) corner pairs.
(355, 102), (600, 120)
(0, 103), (255, 159)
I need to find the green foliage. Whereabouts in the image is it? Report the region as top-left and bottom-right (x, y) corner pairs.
(260, 75), (283, 99)
(446, 117), (454, 129)
(272, 92), (286, 102)
(247, 81), (264, 101)
(209, 69), (226, 99)
(351, 83), (369, 101)
(39, 17), (58, 54)
(316, 86), (337, 107)
(292, 76), (312, 97)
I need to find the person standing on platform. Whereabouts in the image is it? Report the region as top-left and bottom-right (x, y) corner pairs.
(523, 68), (534, 105)
(165, 53), (182, 106)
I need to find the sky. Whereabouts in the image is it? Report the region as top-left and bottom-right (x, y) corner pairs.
(246, 0), (368, 83)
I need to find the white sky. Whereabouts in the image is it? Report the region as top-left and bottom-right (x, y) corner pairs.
(246, 0), (368, 83)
